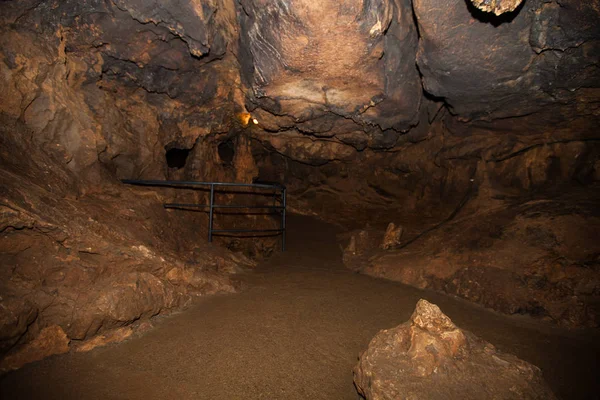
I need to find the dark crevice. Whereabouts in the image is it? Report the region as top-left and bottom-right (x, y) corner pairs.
(218, 139), (236, 165)
(410, 0), (421, 40)
(165, 146), (191, 169)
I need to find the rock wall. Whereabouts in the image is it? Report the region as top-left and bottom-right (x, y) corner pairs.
(415, 0), (600, 120)
(0, 116), (258, 372)
(0, 0), (248, 183)
(0, 0), (256, 370)
(3, 0), (596, 220)
(343, 185), (600, 327)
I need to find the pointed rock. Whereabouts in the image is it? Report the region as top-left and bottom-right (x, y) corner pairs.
(354, 299), (557, 400)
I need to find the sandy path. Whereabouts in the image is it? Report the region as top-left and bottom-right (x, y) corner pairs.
(1, 215), (599, 400)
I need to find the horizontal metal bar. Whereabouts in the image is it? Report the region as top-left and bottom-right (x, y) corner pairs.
(164, 203), (208, 208)
(123, 179), (287, 251)
(164, 203), (284, 210)
(211, 229), (284, 233)
(122, 179), (285, 190)
(214, 204), (284, 210)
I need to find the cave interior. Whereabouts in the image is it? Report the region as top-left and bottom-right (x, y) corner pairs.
(0, 0), (599, 398)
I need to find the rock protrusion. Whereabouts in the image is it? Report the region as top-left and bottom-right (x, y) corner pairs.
(380, 222), (403, 250)
(470, 0), (523, 15)
(0, 326), (70, 372)
(354, 299), (557, 400)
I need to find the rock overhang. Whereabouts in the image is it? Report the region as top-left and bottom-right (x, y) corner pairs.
(238, 0), (422, 133)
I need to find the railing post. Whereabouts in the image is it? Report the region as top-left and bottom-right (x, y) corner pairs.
(208, 183), (215, 243)
(281, 187), (286, 251)
(124, 179), (286, 248)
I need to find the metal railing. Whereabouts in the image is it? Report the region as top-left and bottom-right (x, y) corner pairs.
(122, 179), (287, 251)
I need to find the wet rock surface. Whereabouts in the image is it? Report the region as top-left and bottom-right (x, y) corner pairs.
(354, 299), (557, 400)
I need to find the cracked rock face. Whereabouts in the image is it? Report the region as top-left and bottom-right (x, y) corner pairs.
(354, 299), (558, 400)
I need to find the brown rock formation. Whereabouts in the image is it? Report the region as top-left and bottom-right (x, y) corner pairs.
(380, 222), (403, 250)
(239, 0), (421, 130)
(0, 326), (69, 372)
(470, 0), (524, 15)
(0, 116), (251, 368)
(354, 299), (558, 400)
(344, 185), (600, 327)
(73, 327), (134, 353)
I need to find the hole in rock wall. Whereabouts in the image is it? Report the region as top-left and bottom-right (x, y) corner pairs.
(218, 140), (235, 165)
(165, 147), (191, 169)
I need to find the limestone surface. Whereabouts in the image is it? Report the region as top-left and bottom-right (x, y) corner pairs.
(354, 299), (558, 400)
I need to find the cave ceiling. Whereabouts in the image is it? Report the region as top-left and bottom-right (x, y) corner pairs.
(0, 0), (598, 172)
(238, 0), (422, 132)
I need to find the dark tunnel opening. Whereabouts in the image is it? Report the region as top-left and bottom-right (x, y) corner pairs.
(218, 140), (235, 165)
(165, 147), (191, 169)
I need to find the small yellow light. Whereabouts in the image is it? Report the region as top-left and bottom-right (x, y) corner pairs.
(238, 112), (251, 126)
(252, 118), (259, 125)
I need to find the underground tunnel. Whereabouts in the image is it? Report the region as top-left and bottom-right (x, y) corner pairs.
(0, 0), (599, 399)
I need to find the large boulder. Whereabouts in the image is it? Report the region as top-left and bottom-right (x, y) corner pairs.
(354, 299), (557, 400)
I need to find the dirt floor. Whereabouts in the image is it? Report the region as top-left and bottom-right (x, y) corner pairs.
(1, 215), (599, 400)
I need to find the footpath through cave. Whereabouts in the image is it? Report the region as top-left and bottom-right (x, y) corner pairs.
(1, 215), (599, 400)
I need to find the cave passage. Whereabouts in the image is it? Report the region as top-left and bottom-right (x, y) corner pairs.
(218, 140), (235, 165)
(165, 147), (191, 169)
(0, 0), (599, 396)
(1, 215), (598, 400)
